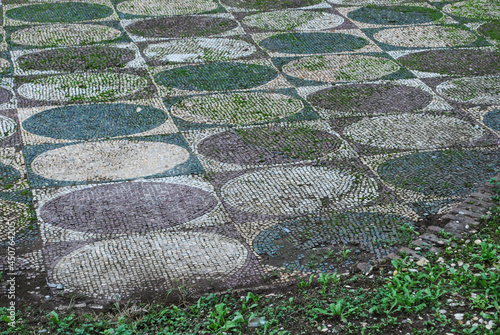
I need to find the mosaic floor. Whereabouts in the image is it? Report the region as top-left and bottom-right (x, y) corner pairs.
(0, 0), (499, 302)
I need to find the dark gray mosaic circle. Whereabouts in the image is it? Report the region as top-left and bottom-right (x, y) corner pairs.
(260, 33), (369, 54)
(198, 126), (340, 164)
(17, 46), (136, 73)
(398, 49), (500, 77)
(254, 212), (414, 273)
(155, 62), (278, 91)
(348, 6), (442, 25)
(6, 2), (114, 23)
(220, 0), (322, 10)
(378, 149), (500, 197)
(0, 163), (20, 188)
(23, 103), (168, 140)
(483, 110), (500, 131)
(307, 83), (432, 114)
(0, 88), (13, 105)
(126, 16), (238, 38)
(40, 182), (218, 234)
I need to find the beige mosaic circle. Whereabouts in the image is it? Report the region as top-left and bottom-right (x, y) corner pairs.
(242, 10), (344, 31)
(436, 76), (500, 104)
(0, 115), (16, 141)
(221, 166), (378, 216)
(344, 113), (485, 150)
(52, 231), (248, 299)
(171, 92), (304, 125)
(0, 58), (10, 72)
(373, 25), (477, 48)
(31, 140), (190, 182)
(144, 38), (256, 63)
(17, 72), (148, 102)
(283, 55), (400, 82)
(11, 24), (122, 47)
(443, 0), (500, 20)
(117, 0), (218, 16)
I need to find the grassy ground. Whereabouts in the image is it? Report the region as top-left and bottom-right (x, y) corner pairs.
(1, 179), (499, 334)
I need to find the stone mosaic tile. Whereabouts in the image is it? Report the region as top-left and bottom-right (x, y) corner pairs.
(6, 21), (130, 50)
(112, 0), (226, 19)
(462, 105), (500, 135)
(0, 109), (21, 148)
(122, 14), (244, 42)
(0, 78), (16, 111)
(15, 68), (156, 108)
(252, 29), (383, 57)
(300, 78), (452, 118)
(3, 0), (119, 27)
(0, 51), (13, 78)
(23, 134), (203, 188)
(164, 88), (317, 131)
(18, 99), (177, 145)
(11, 43), (146, 77)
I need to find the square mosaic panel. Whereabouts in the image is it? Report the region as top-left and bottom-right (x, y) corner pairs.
(18, 98), (178, 145)
(23, 134), (203, 188)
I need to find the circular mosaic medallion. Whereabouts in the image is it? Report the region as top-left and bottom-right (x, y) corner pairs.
(283, 55), (400, 82)
(373, 25), (477, 48)
(483, 109), (500, 131)
(11, 24), (122, 47)
(221, 166), (378, 216)
(17, 46), (136, 73)
(0, 162), (20, 188)
(117, 0), (218, 16)
(307, 83), (432, 115)
(443, 0), (500, 20)
(31, 140), (190, 182)
(0, 88), (13, 105)
(478, 21), (500, 42)
(344, 113), (484, 150)
(398, 49), (500, 77)
(221, 0), (322, 10)
(126, 16), (238, 38)
(260, 32), (369, 54)
(254, 212), (414, 272)
(348, 6), (442, 25)
(52, 231), (248, 299)
(378, 149), (500, 197)
(242, 10), (344, 31)
(40, 182), (217, 234)
(171, 92), (303, 125)
(0, 115), (16, 142)
(155, 62), (278, 91)
(6, 2), (114, 23)
(23, 103), (168, 140)
(144, 38), (256, 63)
(18, 72), (148, 102)
(436, 76), (500, 104)
(199, 126), (340, 164)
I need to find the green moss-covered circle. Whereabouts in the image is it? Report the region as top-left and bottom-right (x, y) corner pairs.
(154, 62), (278, 91)
(260, 33), (369, 54)
(348, 6), (442, 25)
(6, 2), (114, 23)
(378, 149), (500, 197)
(478, 21), (500, 41)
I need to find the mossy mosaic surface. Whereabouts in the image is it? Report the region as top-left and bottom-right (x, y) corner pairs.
(1, 0), (499, 301)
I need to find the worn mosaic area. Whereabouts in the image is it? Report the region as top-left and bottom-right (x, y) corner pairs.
(0, 0), (499, 302)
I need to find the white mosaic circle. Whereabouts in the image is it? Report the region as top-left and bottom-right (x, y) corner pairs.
(171, 92), (304, 124)
(443, 0), (500, 20)
(31, 140), (190, 182)
(373, 25), (477, 48)
(221, 166), (378, 216)
(17, 72), (148, 102)
(144, 38), (256, 63)
(117, 0), (218, 16)
(436, 76), (500, 104)
(52, 231), (248, 299)
(242, 10), (344, 31)
(283, 55), (400, 82)
(0, 115), (16, 141)
(344, 113), (485, 150)
(11, 24), (122, 47)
